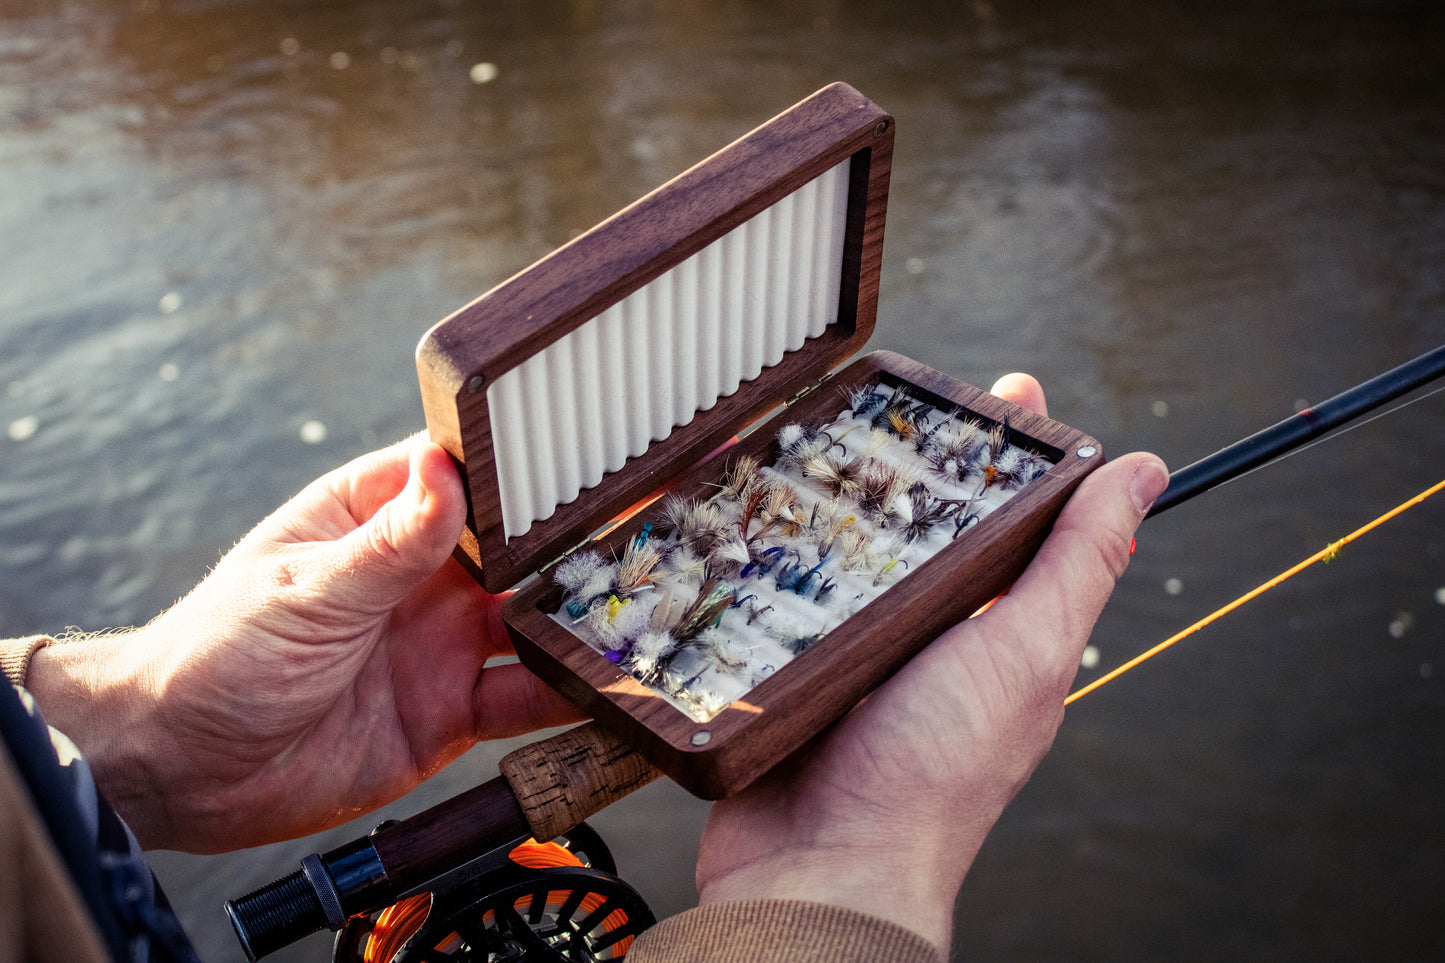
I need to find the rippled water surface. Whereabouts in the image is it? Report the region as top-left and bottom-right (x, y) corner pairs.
(3, 2), (1443, 960)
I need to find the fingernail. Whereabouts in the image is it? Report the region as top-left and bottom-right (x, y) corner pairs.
(404, 474), (428, 509)
(403, 458), (430, 509)
(1129, 459), (1169, 515)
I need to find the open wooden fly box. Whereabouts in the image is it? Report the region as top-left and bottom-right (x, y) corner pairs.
(416, 83), (1103, 799)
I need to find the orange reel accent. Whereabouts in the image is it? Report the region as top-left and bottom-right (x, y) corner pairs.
(363, 838), (610, 963)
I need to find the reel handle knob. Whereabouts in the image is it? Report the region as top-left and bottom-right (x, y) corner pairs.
(225, 869), (327, 962)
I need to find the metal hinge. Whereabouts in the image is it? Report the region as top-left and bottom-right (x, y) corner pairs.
(784, 375), (829, 409)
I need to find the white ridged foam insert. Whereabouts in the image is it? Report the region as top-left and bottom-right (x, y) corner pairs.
(488, 157), (853, 539)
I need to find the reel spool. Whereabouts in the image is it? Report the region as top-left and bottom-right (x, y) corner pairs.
(332, 823), (654, 963)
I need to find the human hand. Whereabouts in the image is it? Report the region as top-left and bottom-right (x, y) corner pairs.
(29, 437), (582, 853)
(692, 374), (1169, 951)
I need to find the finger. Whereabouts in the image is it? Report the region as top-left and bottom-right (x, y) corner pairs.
(471, 662), (588, 739)
(990, 372), (1047, 417)
(390, 559), (513, 659)
(990, 451), (1168, 683)
(483, 589), (517, 657)
(325, 441), (470, 613)
(334, 434), (429, 524)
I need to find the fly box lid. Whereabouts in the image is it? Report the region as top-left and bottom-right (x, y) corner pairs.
(417, 82), (892, 593)
(417, 82), (1104, 799)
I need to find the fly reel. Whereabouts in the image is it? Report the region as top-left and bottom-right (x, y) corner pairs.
(332, 823), (654, 963)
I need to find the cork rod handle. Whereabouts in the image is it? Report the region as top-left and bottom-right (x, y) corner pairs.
(500, 721), (663, 841)
(226, 722), (662, 959)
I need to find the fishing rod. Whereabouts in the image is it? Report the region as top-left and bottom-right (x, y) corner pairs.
(1060, 341), (1445, 705)
(224, 344), (1445, 961)
(1148, 343), (1445, 516)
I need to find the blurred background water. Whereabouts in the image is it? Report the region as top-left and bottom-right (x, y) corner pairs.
(3, 1), (1443, 959)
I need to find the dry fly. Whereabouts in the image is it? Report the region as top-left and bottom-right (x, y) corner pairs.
(673, 679), (732, 722)
(885, 407), (919, 441)
(647, 582), (690, 634)
(770, 624), (824, 657)
(577, 595), (623, 644)
(990, 445), (1049, 490)
(923, 419), (986, 482)
(776, 423), (833, 472)
(861, 429), (894, 463)
(811, 507), (857, 561)
(664, 496), (730, 556)
(913, 406), (958, 454)
(737, 482), (769, 539)
(718, 455), (763, 502)
(901, 486), (953, 544)
(979, 421), (1010, 487)
(847, 383), (889, 420)
(671, 578), (736, 645)
(555, 550), (616, 618)
(622, 630), (677, 686)
(656, 546), (707, 586)
(801, 450), (863, 498)
(868, 533), (910, 586)
(659, 494), (698, 539)
(869, 386), (915, 432)
(838, 527), (876, 573)
(855, 461), (912, 528)
(755, 480), (804, 538)
(694, 628), (752, 675)
(705, 532), (754, 580)
(614, 539), (663, 594)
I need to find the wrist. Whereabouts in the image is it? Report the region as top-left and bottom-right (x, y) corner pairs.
(696, 831), (971, 951)
(26, 628), (174, 844)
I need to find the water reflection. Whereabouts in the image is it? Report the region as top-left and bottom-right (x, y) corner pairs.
(2, 2), (1443, 960)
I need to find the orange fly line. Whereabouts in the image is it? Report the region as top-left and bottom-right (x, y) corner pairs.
(1065, 476), (1445, 705)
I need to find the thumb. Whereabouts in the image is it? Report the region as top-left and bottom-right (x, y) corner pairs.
(330, 441), (468, 614)
(989, 451), (1169, 681)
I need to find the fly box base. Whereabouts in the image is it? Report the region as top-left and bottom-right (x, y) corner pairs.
(416, 82), (1104, 800)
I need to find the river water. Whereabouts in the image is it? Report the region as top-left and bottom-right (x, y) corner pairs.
(3, 1), (1443, 960)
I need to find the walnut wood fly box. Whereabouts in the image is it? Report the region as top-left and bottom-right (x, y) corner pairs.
(416, 82), (1103, 799)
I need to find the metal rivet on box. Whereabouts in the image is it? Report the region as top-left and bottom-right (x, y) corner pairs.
(691, 731), (712, 747)
(874, 119), (890, 136)
(1077, 445), (1097, 458)
(466, 375), (485, 393)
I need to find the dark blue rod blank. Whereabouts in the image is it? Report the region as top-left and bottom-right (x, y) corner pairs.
(1148, 343), (1445, 517)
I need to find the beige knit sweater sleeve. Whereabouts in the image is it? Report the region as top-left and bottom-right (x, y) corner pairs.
(0, 635), (51, 689)
(627, 900), (945, 963)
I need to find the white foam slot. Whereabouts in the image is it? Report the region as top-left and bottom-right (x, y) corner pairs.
(489, 157), (853, 539)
